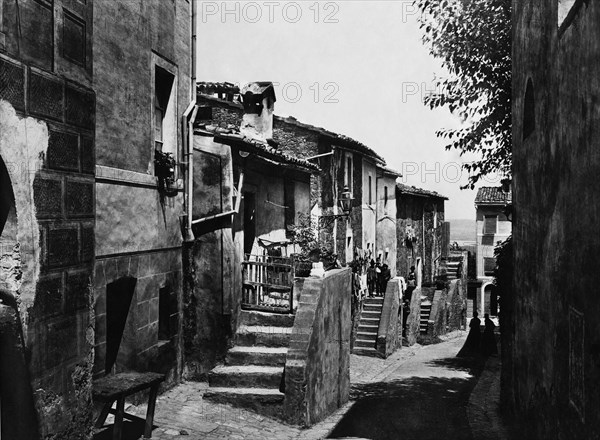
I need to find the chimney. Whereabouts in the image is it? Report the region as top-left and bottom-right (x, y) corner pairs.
(240, 82), (276, 143)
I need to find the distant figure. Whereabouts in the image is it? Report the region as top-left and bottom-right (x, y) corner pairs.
(481, 313), (498, 356)
(407, 266), (416, 288)
(367, 260), (377, 297)
(457, 312), (481, 357)
(378, 264), (391, 296)
(374, 258), (382, 294)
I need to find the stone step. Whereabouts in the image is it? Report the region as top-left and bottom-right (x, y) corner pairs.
(238, 310), (295, 328)
(203, 387), (284, 418)
(354, 338), (376, 348)
(235, 325), (292, 347)
(226, 346), (288, 367)
(357, 331), (377, 339)
(208, 365), (283, 388)
(352, 347), (379, 357)
(364, 297), (384, 303)
(363, 304), (383, 312)
(357, 324), (379, 332)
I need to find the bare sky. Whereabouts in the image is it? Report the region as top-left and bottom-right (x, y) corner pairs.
(196, 0), (499, 219)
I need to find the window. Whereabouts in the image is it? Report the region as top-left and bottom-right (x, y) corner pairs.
(384, 186), (388, 214)
(158, 287), (173, 341)
(484, 257), (496, 276)
(284, 180), (296, 237)
(368, 176), (372, 205)
(345, 154), (353, 191)
(483, 215), (497, 235)
(154, 66), (175, 154)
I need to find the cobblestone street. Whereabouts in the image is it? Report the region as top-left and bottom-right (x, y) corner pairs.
(94, 330), (509, 440)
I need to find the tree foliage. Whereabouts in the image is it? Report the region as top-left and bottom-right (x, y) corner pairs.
(416, 0), (512, 188)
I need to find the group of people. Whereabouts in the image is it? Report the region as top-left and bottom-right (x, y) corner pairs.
(457, 312), (498, 357)
(366, 258), (391, 297)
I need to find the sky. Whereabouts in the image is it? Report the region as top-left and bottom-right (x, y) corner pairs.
(195, 0), (501, 219)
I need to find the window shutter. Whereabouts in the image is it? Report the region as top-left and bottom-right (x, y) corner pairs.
(484, 215), (497, 234)
(484, 257), (496, 276)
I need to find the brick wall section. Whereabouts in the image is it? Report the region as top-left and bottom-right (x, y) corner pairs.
(284, 268), (351, 427)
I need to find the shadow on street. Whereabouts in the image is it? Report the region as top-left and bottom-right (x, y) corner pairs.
(328, 356), (486, 440)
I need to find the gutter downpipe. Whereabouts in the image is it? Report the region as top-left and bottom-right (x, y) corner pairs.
(182, 0), (198, 242)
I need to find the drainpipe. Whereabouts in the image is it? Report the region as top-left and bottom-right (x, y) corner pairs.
(182, 103), (197, 242)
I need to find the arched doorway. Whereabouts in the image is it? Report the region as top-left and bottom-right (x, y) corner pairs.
(483, 283), (499, 317)
(0, 155), (39, 439)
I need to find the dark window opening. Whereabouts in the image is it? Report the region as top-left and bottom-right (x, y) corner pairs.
(154, 66), (174, 152)
(346, 156), (352, 190)
(105, 276), (137, 374)
(384, 186), (389, 214)
(368, 176), (372, 205)
(158, 287), (173, 341)
(284, 180), (296, 237)
(523, 78), (535, 140)
(484, 215), (497, 235)
(484, 257), (496, 276)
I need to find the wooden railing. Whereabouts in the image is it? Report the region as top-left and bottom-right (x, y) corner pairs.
(242, 254), (295, 313)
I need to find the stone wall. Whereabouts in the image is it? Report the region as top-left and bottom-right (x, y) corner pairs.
(510, 1), (600, 438)
(376, 173), (398, 276)
(376, 277), (402, 357)
(0, 54), (95, 438)
(404, 286), (422, 346)
(284, 268), (351, 426)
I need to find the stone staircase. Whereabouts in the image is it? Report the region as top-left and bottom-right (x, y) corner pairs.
(353, 296), (383, 356)
(203, 310), (293, 417)
(419, 301), (432, 334)
(444, 259), (461, 280)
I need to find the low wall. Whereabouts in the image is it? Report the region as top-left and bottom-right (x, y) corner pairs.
(405, 286), (422, 346)
(283, 268), (351, 427)
(426, 279), (466, 337)
(376, 278), (402, 358)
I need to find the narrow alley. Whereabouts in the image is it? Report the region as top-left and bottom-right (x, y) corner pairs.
(93, 331), (505, 440)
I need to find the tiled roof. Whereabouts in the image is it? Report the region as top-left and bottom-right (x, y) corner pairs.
(396, 183), (448, 200)
(194, 123), (320, 173)
(195, 82), (386, 164)
(474, 186), (512, 205)
(275, 116), (385, 164)
(378, 166), (402, 178)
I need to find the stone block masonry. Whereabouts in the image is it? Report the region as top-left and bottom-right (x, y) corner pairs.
(284, 268), (351, 426)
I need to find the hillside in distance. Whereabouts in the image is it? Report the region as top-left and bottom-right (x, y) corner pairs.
(449, 219), (476, 243)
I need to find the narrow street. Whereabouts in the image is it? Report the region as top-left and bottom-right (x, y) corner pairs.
(329, 332), (484, 440)
(96, 330), (505, 440)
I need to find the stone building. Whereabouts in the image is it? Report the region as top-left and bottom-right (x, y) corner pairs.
(184, 82), (318, 376)
(0, 1), (192, 438)
(395, 183), (448, 283)
(194, 82), (390, 267)
(510, 0), (600, 438)
(474, 186), (511, 319)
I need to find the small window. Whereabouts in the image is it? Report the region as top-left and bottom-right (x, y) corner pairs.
(154, 66), (175, 154)
(346, 155), (353, 191)
(368, 176), (372, 205)
(484, 215), (497, 235)
(384, 186), (388, 214)
(484, 257), (496, 276)
(284, 180), (296, 237)
(158, 287), (173, 341)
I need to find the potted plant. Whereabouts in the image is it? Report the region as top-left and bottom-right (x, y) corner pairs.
(154, 149), (177, 197)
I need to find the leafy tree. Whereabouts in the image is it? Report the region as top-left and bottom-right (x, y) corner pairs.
(416, 0), (511, 188)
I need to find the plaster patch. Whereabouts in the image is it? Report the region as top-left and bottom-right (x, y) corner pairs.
(0, 100), (48, 308)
